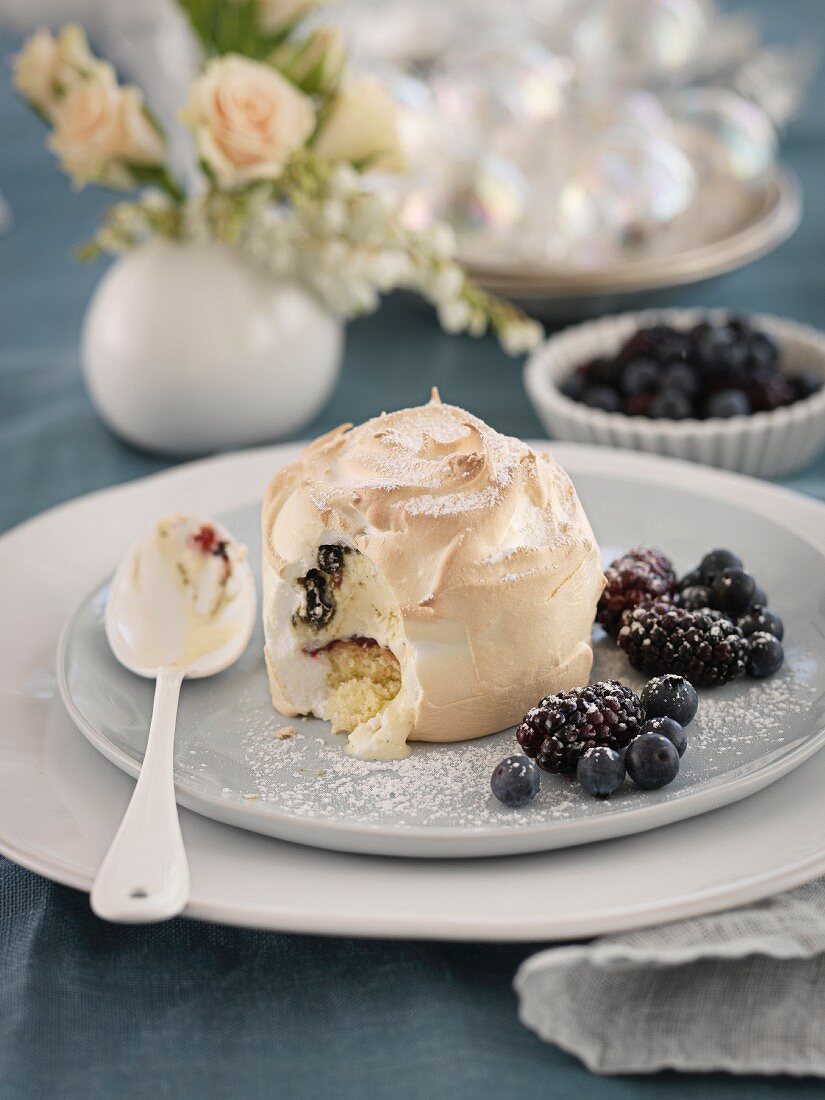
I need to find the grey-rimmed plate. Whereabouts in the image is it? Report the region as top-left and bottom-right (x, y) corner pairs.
(466, 167), (800, 315)
(57, 469), (825, 859)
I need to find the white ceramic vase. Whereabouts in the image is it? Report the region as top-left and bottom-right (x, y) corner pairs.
(82, 238), (344, 456)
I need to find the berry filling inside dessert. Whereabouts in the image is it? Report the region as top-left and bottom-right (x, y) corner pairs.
(278, 542), (409, 750)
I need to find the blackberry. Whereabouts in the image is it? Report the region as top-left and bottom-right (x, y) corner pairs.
(516, 680), (646, 775)
(623, 546), (677, 585)
(596, 560), (673, 637)
(618, 605), (747, 687)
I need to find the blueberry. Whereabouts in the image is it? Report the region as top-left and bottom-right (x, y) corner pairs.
(640, 717), (687, 758)
(640, 674), (699, 727)
(710, 567), (756, 616)
(696, 326), (747, 371)
(699, 549), (743, 583)
(751, 583), (768, 608)
(726, 314), (753, 335)
(577, 746), (626, 798)
(661, 362), (699, 397)
(583, 385), (621, 413)
(299, 568), (336, 628)
(746, 632), (784, 679)
(622, 358), (660, 396)
(490, 755), (541, 807)
(559, 372), (588, 401)
(738, 608), (784, 640)
(650, 388), (692, 420)
(318, 544), (347, 574)
(677, 584), (713, 610)
(746, 331), (780, 371)
(625, 734), (681, 790)
(791, 370), (822, 400)
(677, 567), (703, 592)
(706, 389), (751, 419)
(588, 356), (620, 386)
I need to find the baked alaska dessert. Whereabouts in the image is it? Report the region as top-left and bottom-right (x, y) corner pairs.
(262, 391), (604, 760)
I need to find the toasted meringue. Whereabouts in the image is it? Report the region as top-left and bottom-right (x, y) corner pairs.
(262, 392), (604, 760)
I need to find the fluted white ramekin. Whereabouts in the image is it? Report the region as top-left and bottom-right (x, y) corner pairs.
(524, 308), (825, 478)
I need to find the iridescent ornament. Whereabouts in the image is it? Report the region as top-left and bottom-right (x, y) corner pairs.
(668, 87), (777, 182)
(573, 0), (709, 86)
(450, 154), (530, 233)
(558, 131), (696, 263)
(432, 36), (575, 129)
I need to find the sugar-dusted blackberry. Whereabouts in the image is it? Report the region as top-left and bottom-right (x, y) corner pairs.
(596, 560), (673, 637)
(618, 605), (747, 687)
(622, 546), (677, 585)
(516, 680), (646, 775)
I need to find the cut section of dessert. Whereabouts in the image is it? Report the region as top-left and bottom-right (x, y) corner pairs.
(262, 390), (604, 760)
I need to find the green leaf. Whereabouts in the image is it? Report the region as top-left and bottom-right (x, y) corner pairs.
(175, 0), (294, 58)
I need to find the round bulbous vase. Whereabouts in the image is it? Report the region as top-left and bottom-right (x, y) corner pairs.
(82, 238), (344, 456)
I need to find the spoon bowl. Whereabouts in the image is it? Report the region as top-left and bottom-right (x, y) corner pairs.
(92, 513), (256, 922)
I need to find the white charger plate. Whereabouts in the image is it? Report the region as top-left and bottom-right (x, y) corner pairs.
(57, 488), (825, 858)
(2, 444), (825, 939)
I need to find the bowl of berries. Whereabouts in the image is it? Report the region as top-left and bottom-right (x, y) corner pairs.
(524, 309), (825, 476)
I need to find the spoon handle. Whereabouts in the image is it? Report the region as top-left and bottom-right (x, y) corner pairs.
(91, 668), (189, 922)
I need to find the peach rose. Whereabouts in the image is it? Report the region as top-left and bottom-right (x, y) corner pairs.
(182, 55), (316, 189)
(12, 24), (96, 118)
(314, 78), (403, 172)
(49, 65), (165, 188)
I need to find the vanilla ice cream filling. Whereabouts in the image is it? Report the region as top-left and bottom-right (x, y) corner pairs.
(264, 540), (417, 760)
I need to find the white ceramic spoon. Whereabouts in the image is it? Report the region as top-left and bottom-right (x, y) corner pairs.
(92, 515), (256, 922)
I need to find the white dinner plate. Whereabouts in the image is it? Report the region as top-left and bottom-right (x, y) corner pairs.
(2, 444), (825, 939)
(57, 483), (825, 858)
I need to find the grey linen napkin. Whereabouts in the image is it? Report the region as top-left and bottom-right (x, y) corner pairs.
(515, 878), (825, 1076)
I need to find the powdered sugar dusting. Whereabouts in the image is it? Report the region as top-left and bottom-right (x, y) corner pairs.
(238, 636), (820, 833)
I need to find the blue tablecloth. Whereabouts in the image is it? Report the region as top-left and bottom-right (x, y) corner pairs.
(2, 4), (825, 1097)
